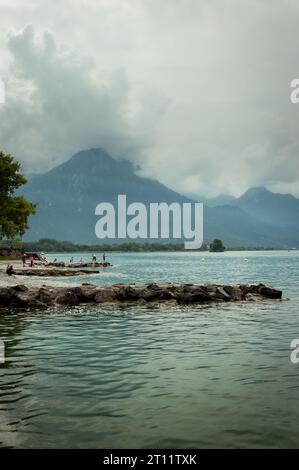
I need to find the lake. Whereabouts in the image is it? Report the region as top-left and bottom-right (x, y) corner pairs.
(0, 250), (299, 448)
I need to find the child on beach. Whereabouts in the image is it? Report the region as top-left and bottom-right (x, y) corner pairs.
(6, 264), (16, 276)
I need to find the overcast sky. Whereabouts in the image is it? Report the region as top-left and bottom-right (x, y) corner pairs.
(0, 0), (299, 197)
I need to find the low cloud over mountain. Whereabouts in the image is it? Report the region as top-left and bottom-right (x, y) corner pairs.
(1, 1), (299, 197)
(21, 148), (299, 247)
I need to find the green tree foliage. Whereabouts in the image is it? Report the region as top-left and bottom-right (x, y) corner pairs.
(209, 239), (225, 252)
(22, 238), (208, 253)
(0, 152), (36, 240)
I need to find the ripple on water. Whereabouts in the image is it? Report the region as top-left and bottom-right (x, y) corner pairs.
(0, 251), (299, 448)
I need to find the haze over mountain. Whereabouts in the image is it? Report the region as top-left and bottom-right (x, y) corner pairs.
(21, 148), (299, 248)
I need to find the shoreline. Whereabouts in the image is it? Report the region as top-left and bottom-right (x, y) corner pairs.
(0, 260), (102, 283)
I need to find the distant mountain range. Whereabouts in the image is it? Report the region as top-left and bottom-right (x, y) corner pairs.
(21, 148), (299, 247)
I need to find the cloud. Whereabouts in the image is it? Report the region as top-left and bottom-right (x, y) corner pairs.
(0, 0), (299, 197)
(0, 24), (166, 171)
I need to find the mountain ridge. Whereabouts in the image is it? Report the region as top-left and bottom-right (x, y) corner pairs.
(20, 148), (299, 247)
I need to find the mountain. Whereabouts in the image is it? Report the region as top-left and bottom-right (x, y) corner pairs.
(204, 194), (237, 207)
(232, 186), (299, 230)
(21, 148), (299, 247)
(21, 148), (192, 243)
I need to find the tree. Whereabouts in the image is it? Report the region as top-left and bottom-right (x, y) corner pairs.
(209, 238), (225, 252)
(0, 152), (36, 240)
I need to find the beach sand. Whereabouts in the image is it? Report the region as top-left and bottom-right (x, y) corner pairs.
(0, 260), (84, 288)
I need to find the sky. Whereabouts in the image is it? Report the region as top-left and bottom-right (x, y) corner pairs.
(0, 0), (299, 198)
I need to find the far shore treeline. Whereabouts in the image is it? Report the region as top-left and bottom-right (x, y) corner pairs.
(19, 238), (279, 253)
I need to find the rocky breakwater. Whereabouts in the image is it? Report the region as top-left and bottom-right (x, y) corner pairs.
(47, 262), (112, 268)
(0, 282), (282, 311)
(12, 268), (100, 277)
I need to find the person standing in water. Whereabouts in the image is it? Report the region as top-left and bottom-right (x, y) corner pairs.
(103, 253), (106, 262)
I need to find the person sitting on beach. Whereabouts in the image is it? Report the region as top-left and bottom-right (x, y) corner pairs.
(22, 253), (26, 267)
(6, 264), (16, 276)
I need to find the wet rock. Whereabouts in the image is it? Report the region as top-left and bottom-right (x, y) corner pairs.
(36, 287), (55, 305)
(14, 285), (29, 292)
(14, 268), (100, 277)
(94, 289), (117, 303)
(258, 285), (282, 299)
(0, 287), (15, 305)
(177, 286), (211, 304)
(138, 287), (166, 302)
(55, 290), (80, 306)
(0, 282), (283, 311)
(223, 285), (244, 301)
(215, 287), (231, 301)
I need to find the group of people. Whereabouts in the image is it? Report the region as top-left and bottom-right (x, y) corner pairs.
(6, 254), (37, 276)
(67, 253), (107, 265)
(92, 253), (106, 264)
(51, 253), (108, 266)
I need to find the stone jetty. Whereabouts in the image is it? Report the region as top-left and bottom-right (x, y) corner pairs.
(0, 282), (282, 311)
(47, 261), (112, 268)
(12, 268), (100, 277)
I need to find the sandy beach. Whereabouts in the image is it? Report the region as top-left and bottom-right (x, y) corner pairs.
(0, 260), (87, 288)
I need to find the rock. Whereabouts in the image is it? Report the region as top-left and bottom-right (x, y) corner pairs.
(138, 287), (165, 302)
(177, 286), (211, 304)
(55, 290), (80, 306)
(0, 287), (16, 305)
(223, 285), (244, 301)
(36, 287), (55, 305)
(215, 287), (231, 301)
(124, 286), (142, 300)
(14, 268), (100, 277)
(258, 285), (282, 299)
(94, 289), (117, 303)
(14, 285), (29, 292)
(12, 292), (30, 308)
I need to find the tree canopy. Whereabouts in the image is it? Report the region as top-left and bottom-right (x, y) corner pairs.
(209, 238), (225, 252)
(0, 152), (36, 240)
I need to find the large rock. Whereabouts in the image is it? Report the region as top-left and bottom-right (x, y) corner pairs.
(94, 288), (117, 303)
(223, 285), (244, 301)
(55, 290), (80, 306)
(258, 285), (282, 299)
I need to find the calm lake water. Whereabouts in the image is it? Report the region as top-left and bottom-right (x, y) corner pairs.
(0, 251), (299, 448)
